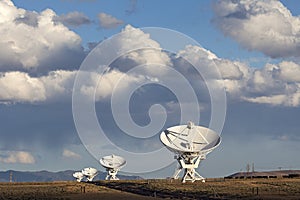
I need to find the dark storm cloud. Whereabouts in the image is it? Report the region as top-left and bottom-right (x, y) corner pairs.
(33, 45), (86, 75)
(222, 102), (300, 141)
(0, 103), (80, 151)
(95, 89), (180, 153)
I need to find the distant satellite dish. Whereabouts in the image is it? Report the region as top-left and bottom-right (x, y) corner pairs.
(100, 154), (126, 180)
(82, 167), (98, 182)
(160, 121), (221, 183)
(73, 172), (84, 182)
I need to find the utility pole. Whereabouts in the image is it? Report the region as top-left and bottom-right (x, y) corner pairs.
(246, 163), (250, 173)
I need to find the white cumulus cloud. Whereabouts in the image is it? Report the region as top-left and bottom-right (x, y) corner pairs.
(98, 12), (123, 29)
(0, 70), (76, 103)
(178, 45), (300, 107)
(112, 25), (172, 75)
(0, 71), (46, 102)
(213, 0), (300, 58)
(0, 22), (299, 108)
(0, 0), (84, 73)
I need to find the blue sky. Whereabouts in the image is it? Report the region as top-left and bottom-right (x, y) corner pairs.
(1, 0), (300, 179)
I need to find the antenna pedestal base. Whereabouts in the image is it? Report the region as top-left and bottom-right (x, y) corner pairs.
(182, 168), (205, 183)
(86, 174), (98, 182)
(173, 154), (205, 183)
(76, 177), (83, 182)
(105, 169), (120, 180)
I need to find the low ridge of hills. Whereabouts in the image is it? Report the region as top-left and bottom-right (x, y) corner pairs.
(0, 170), (142, 182)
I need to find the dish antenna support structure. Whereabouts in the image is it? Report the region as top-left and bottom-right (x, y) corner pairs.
(82, 167), (98, 182)
(160, 121), (221, 183)
(100, 154), (126, 180)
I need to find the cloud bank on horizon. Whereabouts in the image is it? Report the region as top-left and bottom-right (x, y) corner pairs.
(0, 0), (299, 173)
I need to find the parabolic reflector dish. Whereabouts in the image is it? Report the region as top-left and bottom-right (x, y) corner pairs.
(82, 167), (98, 176)
(160, 122), (221, 183)
(100, 154), (126, 169)
(100, 154), (126, 180)
(81, 167), (98, 182)
(73, 172), (84, 182)
(160, 123), (221, 155)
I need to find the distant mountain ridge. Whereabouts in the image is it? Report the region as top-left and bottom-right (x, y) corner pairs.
(0, 170), (142, 182)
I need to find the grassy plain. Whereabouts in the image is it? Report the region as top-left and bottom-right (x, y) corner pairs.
(96, 178), (300, 199)
(0, 181), (162, 200)
(1, 178), (300, 199)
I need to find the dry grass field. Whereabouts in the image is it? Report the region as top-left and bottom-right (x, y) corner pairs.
(0, 181), (162, 200)
(96, 178), (300, 199)
(1, 178), (300, 200)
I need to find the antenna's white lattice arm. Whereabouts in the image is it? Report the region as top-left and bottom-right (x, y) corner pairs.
(172, 162), (182, 179)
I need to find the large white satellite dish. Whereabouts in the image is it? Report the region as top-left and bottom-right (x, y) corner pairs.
(82, 167), (98, 182)
(73, 172), (84, 182)
(160, 121), (221, 183)
(100, 154), (126, 180)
